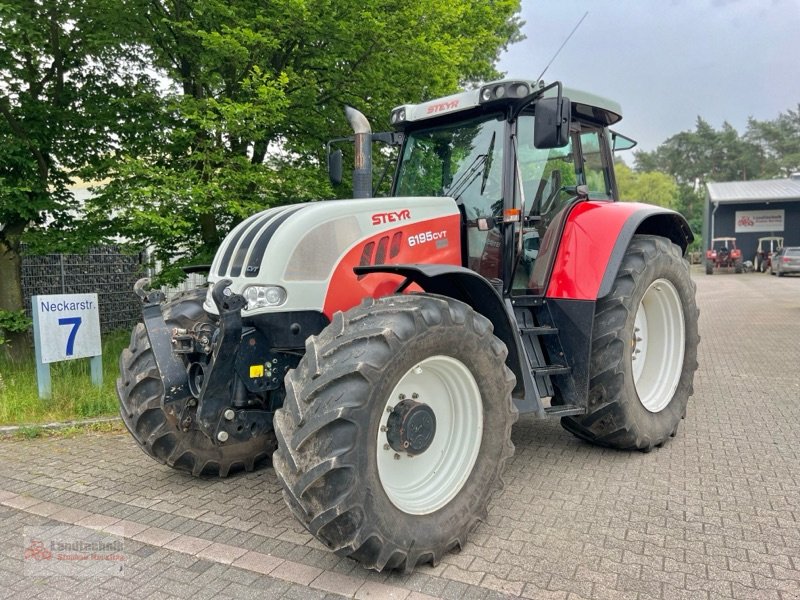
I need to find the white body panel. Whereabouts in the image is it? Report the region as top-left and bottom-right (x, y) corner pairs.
(204, 197), (460, 316)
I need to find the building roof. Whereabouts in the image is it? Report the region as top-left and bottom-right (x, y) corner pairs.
(706, 177), (800, 204)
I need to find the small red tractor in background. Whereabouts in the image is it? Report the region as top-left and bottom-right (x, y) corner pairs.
(754, 236), (783, 273)
(119, 78), (699, 572)
(706, 237), (743, 274)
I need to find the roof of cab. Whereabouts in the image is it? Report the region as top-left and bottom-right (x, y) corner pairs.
(390, 79), (623, 127)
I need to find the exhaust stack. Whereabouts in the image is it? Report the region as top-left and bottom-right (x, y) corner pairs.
(345, 106), (372, 199)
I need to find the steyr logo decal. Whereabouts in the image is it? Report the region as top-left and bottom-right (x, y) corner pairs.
(426, 100), (459, 114)
(371, 210), (411, 226)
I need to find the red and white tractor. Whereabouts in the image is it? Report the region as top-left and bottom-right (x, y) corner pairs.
(705, 236), (743, 274)
(119, 79), (699, 572)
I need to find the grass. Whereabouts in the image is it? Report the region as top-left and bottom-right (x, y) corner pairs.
(0, 329), (131, 425)
(3, 420), (126, 441)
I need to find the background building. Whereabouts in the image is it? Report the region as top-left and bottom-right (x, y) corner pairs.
(704, 175), (800, 262)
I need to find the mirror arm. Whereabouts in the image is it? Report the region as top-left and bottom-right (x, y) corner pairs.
(509, 80), (563, 122)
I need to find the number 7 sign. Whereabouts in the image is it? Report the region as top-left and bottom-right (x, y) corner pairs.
(32, 294), (103, 399)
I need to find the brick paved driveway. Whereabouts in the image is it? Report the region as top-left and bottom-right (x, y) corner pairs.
(1, 270), (799, 599)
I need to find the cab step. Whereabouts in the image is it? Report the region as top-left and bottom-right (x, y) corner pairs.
(544, 405), (586, 418)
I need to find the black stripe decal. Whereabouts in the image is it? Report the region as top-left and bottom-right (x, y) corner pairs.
(244, 204), (308, 277)
(229, 207), (292, 277)
(216, 211), (276, 277)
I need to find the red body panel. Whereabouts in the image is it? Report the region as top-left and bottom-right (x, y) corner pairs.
(545, 201), (652, 300)
(322, 215), (462, 319)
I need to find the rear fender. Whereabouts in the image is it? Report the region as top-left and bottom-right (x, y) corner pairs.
(546, 201), (693, 300)
(353, 264), (527, 399)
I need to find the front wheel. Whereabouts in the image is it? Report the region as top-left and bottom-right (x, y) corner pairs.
(117, 289), (275, 476)
(562, 235), (699, 451)
(272, 294), (517, 572)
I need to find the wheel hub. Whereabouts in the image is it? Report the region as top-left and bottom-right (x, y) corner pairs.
(386, 398), (436, 456)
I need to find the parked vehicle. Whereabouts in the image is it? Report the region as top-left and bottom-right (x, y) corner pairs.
(119, 78), (699, 572)
(755, 236), (784, 273)
(706, 237), (743, 274)
(771, 246), (800, 276)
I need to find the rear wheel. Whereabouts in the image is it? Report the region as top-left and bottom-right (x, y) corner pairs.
(117, 289), (274, 477)
(273, 294), (517, 572)
(705, 262), (713, 275)
(734, 258), (743, 274)
(562, 235), (699, 451)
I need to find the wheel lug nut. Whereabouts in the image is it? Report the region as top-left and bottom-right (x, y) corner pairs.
(412, 393), (419, 399)
(224, 409), (235, 421)
(380, 425), (387, 432)
(394, 453), (400, 460)
(414, 366), (422, 375)
(383, 444), (390, 451)
(386, 406), (393, 413)
(217, 431), (229, 442)
(399, 394), (405, 400)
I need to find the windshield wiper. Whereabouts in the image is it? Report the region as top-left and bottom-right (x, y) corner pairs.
(480, 132), (496, 195)
(444, 153), (487, 200)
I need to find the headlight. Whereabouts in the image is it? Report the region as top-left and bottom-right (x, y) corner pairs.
(243, 285), (287, 310)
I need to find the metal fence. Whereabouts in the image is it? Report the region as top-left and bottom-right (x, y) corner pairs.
(21, 247), (209, 334)
(21, 247), (143, 333)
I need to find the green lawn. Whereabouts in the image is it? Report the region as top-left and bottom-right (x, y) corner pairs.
(0, 330), (131, 425)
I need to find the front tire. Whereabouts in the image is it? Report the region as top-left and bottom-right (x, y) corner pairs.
(117, 289), (274, 477)
(272, 294), (517, 572)
(562, 235), (699, 451)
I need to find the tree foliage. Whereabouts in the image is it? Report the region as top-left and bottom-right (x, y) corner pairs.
(0, 0), (148, 355)
(633, 117), (765, 185)
(86, 0), (523, 280)
(615, 161), (678, 209)
(746, 106), (800, 178)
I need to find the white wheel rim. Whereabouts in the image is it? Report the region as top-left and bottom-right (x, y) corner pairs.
(376, 355), (483, 515)
(631, 278), (685, 413)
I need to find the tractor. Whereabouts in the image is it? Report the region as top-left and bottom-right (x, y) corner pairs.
(754, 236), (783, 273)
(705, 236), (742, 274)
(119, 79), (699, 572)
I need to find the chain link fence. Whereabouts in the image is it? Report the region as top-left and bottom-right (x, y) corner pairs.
(21, 247), (209, 334)
(21, 247), (143, 333)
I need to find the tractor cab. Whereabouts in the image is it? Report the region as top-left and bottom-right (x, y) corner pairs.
(358, 80), (631, 297)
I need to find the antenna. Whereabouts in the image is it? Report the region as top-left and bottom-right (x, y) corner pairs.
(534, 11), (589, 84)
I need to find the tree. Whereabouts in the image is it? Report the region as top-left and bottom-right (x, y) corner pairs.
(634, 117), (765, 185)
(615, 161), (678, 209)
(87, 0), (523, 280)
(746, 106), (800, 177)
(0, 0), (148, 355)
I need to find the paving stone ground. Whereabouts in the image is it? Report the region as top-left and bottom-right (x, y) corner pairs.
(1, 268), (799, 599)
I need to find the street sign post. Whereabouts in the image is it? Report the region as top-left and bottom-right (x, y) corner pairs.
(31, 293), (103, 399)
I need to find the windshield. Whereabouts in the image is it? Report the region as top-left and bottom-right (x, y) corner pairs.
(395, 115), (505, 220)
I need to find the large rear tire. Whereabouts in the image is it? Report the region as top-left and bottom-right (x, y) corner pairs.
(272, 294), (517, 572)
(562, 235), (699, 451)
(705, 262), (713, 275)
(117, 289), (274, 477)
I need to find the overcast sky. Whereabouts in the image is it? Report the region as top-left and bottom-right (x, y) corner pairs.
(498, 0), (800, 154)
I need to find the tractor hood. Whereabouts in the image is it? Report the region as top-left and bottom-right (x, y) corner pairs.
(203, 197), (462, 318)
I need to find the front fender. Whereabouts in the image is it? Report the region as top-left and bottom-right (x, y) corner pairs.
(546, 201), (693, 300)
(353, 264), (525, 398)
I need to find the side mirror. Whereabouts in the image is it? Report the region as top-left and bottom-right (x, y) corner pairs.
(533, 96), (571, 149)
(328, 149), (343, 186)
